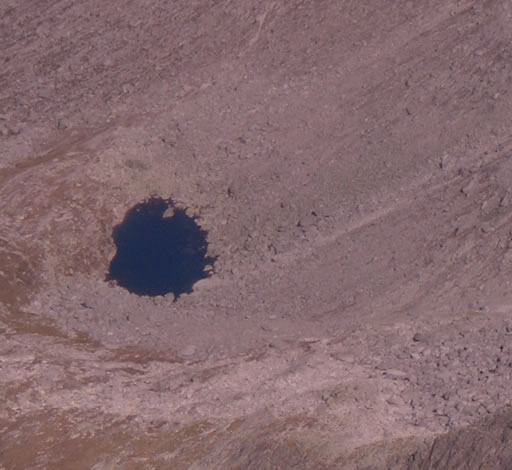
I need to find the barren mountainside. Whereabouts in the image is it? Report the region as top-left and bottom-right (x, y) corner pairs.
(1, 0), (512, 468)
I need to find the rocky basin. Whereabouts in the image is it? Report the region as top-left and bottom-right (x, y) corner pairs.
(1, 1), (512, 468)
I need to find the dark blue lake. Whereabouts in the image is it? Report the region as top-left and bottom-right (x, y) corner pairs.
(106, 198), (214, 298)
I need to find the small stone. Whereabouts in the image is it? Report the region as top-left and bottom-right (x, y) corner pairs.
(182, 345), (196, 356)
(341, 355), (355, 364)
(412, 333), (423, 343)
(163, 206), (175, 218)
(386, 395), (405, 406)
(122, 83), (133, 94)
(385, 369), (408, 380)
(57, 118), (70, 129)
(375, 360), (394, 371)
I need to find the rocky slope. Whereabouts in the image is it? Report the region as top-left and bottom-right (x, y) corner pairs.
(1, 0), (512, 468)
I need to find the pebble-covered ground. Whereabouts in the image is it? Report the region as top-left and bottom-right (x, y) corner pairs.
(2, 0), (512, 468)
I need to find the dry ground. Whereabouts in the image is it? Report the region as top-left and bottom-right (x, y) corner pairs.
(2, 0), (512, 468)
